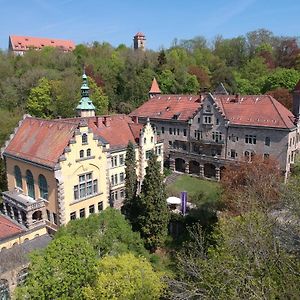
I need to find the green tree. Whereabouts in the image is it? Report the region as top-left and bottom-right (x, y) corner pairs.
(15, 236), (97, 300)
(26, 77), (54, 118)
(121, 141), (138, 225)
(88, 76), (109, 115)
(169, 212), (300, 299)
(84, 253), (164, 300)
(56, 208), (148, 258)
(135, 152), (170, 251)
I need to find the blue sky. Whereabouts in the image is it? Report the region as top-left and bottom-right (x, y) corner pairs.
(1, 0), (299, 50)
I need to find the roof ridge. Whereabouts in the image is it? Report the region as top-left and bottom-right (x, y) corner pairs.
(268, 95), (289, 128)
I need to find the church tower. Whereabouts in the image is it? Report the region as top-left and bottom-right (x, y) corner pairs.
(133, 32), (146, 51)
(76, 71), (96, 117)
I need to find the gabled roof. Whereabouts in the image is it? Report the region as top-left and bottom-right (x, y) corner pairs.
(0, 215), (23, 240)
(3, 117), (78, 168)
(149, 78), (161, 94)
(9, 35), (75, 52)
(212, 94), (295, 129)
(130, 94), (202, 121)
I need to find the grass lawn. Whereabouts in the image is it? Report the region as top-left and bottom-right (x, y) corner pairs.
(166, 175), (221, 207)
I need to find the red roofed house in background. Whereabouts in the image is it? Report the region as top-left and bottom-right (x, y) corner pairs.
(130, 80), (300, 180)
(8, 35), (75, 55)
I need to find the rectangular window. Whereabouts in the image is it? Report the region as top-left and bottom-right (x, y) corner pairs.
(89, 205), (95, 214)
(75, 173), (96, 200)
(265, 137), (270, 146)
(173, 128), (176, 135)
(216, 119), (219, 125)
(98, 201), (103, 211)
(80, 208), (85, 218)
(212, 131), (222, 143)
(245, 135), (256, 144)
(111, 157), (114, 167)
(46, 209), (51, 221)
(70, 212), (76, 220)
(183, 129), (187, 136)
(111, 175), (115, 186)
(119, 155), (124, 165)
(114, 174), (118, 185)
(120, 189), (125, 198)
(197, 117), (200, 123)
(120, 172), (125, 183)
(114, 156), (117, 167)
(161, 127), (165, 134)
(157, 146), (161, 155)
(230, 150), (236, 158)
(93, 179), (98, 194)
(177, 128), (180, 135)
(146, 150), (152, 159)
(169, 128), (172, 134)
(53, 213), (57, 225)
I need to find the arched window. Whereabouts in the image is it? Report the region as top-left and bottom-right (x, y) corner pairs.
(80, 150), (84, 158)
(87, 149), (91, 156)
(38, 174), (48, 200)
(14, 165), (22, 189)
(26, 170), (35, 199)
(82, 133), (88, 144)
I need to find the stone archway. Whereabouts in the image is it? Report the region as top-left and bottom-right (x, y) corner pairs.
(175, 158), (186, 173)
(204, 163), (216, 178)
(189, 160), (200, 175)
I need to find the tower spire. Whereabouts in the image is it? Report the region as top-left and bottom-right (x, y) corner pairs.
(76, 70), (95, 117)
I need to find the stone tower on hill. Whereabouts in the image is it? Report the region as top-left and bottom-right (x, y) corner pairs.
(133, 32), (146, 51)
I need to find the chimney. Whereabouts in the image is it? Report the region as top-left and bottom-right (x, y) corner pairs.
(96, 116), (102, 127)
(293, 80), (300, 120)
(103, 116), (110, 127)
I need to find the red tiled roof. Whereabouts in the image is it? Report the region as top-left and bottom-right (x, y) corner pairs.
(87, 115), (143, 149)
(131, 93), (295, 129)
(149, 78), (161, 94)
(0, 215), (23, 240)
(213, 94), (295, 128)
(9, 35), (75, 52)
(130, 94), (201, 121)
(134, 32), (145, 37)
(4, 117), (78, 168)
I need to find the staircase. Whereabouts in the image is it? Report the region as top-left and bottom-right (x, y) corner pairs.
(165, 172), (181, 185)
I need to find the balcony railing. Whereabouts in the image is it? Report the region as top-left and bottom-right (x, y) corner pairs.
(191, 138), (224, 145)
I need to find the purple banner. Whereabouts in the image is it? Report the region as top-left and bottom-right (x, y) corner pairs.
(181, 191), (187, 216)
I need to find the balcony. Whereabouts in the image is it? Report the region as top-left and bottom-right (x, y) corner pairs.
(191, 138), (224, 146)
(2, 190), (45, 212)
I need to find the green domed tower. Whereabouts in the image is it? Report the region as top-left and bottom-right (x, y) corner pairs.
(76, 71), (96, 117)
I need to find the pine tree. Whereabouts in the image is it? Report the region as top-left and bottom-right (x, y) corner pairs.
(136, 152), (170, 252)
(121, 141), (138, 225)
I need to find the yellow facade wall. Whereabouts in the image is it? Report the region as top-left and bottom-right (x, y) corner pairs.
(6, 157), (58, 215)
(58, 125), (109, 224)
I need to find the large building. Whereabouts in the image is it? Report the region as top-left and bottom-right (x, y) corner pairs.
(131, 79), (300, 180)
(0, 73), (163, 243)
(8, 35), (75, 55)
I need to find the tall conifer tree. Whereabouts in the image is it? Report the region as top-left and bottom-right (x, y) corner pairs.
(122, 141), (138, 225)
(136, 152), (170, 252)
